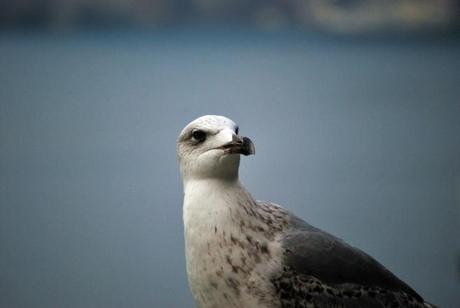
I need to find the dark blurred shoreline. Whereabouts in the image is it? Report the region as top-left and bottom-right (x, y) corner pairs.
(1, 24), (459, 47)
(1, 0), (459, 40)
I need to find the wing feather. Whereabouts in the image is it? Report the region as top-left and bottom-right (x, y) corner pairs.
(280, 210), (423, 302)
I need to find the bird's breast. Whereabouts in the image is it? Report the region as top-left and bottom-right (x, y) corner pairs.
(183, 198), (286, 308)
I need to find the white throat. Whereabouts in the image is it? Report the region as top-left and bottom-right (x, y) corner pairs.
(183, 178), (252, 230)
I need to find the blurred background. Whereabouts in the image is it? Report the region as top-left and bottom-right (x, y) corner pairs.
(1, 0), (459, 307)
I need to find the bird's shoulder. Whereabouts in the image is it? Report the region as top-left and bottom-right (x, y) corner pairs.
(256, 201), (423, 303)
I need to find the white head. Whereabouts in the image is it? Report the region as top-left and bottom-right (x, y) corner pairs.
(177, 115), (255, 183)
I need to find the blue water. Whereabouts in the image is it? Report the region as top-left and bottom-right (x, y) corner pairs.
(1, 29), (459, 307)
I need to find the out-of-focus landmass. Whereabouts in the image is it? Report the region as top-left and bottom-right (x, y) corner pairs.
(0, 0), (458, 34)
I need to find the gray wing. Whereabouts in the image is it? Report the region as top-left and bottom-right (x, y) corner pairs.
(281, 212), (424, 303)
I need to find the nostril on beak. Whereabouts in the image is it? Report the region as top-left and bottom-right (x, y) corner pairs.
(232, 134), (243, 144)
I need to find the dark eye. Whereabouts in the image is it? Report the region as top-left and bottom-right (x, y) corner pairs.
(235, 126), (239, 135)
(191, 129), (206, 143)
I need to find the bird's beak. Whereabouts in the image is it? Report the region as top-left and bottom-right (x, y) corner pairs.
(219, 135), (255, 156)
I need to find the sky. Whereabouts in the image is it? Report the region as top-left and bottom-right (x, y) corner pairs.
(1, 29), (459, 307)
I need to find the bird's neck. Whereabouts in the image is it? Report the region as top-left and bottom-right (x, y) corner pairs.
(182, 178), (255, 230)
(183, 177), (254, 207)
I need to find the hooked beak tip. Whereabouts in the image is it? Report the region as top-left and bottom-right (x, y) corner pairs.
(241, 137), (255, 156)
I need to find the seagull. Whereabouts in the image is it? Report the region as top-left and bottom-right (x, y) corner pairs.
(177, 115), (436, 308)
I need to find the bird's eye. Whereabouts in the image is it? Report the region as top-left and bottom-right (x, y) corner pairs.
(191, 130), (206, 143)
(235, 127), (239, 135)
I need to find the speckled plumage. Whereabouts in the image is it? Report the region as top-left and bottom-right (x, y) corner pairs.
(182, 179), (288, 307)
(177, 115), (437, 308)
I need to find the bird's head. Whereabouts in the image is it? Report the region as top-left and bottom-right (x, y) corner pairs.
(177, 115), (255, 182)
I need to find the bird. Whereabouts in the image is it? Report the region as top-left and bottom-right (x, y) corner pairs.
(177, 115), (436, 308)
